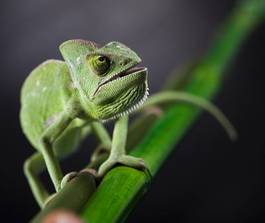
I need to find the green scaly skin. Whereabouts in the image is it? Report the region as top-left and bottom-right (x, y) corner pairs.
(20, 39), (236, 208)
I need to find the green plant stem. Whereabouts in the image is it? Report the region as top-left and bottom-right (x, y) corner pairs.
(31, 0), (265, 222)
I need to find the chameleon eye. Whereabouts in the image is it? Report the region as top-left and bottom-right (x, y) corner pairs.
(88, 55), (111, 76)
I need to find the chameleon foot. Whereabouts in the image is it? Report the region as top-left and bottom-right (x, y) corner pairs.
(61, 169), (98, 189)
(98, 155), (148, 177)
(60, 171), (78, 189)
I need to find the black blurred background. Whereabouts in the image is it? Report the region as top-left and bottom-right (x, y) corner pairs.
(1, 0), (265, 222)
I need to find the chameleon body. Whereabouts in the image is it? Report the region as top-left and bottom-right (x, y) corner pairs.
(20, 39), (236, 208)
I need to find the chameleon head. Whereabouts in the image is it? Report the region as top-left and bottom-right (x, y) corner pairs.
(59, 39), (148, 120)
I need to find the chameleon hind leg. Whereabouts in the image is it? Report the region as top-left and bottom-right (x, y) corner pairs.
(24, 149), (71, 208)
(24, 138), (64, 207)
(23, 125), (87, 208)
(24, 152), (49, 208)
(89, 122), (112, 164)
(98, 115), (147, 177)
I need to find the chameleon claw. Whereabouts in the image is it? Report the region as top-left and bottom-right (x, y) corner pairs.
(98, 155), (149, 178)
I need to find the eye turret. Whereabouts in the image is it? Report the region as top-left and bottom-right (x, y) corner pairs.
(87, 55), (111, 76)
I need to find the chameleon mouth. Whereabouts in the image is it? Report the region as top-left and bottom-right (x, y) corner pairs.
(93, 66), (147, 96)
(105, 66), (146, 84)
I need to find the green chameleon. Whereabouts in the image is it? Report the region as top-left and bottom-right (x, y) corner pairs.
(20, 39), (236, 208)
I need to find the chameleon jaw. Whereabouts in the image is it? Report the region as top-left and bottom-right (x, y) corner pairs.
(101, 83), (149, 122)
(93, 66), (147, 97)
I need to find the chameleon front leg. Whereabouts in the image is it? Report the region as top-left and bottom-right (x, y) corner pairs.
(37, 99), (80, 194)
(98, 115), (147, 177)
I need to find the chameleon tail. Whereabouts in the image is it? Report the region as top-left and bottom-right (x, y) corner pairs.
(139, 91), (237, 141)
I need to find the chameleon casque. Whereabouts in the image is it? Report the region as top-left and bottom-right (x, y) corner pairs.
(20, 39), (236, 208)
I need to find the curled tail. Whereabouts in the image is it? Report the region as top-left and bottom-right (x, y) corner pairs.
(139, 91), (237, 141)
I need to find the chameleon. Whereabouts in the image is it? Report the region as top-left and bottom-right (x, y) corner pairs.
(20, 39), (237, 208)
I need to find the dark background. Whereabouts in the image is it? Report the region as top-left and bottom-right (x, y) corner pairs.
(1, 0), (265, 222)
